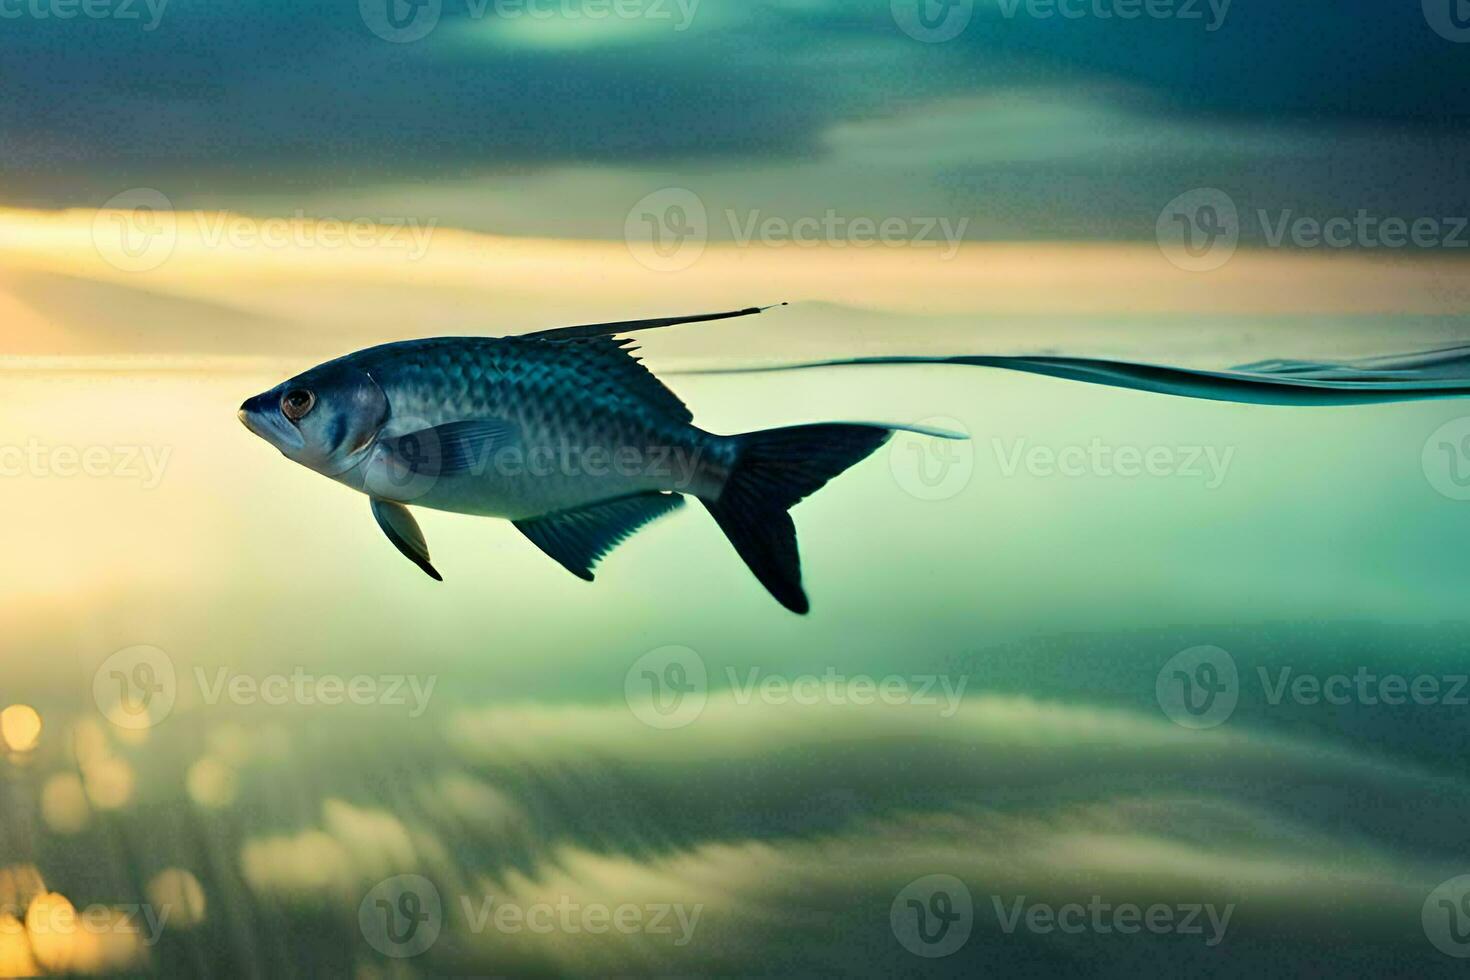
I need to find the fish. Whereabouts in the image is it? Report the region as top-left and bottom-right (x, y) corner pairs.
(238, 304), (963, 613)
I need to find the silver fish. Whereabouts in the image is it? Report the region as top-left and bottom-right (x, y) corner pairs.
(238, 305), (961, 613)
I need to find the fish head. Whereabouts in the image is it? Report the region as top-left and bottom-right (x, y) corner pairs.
(239, 361), (390, 477)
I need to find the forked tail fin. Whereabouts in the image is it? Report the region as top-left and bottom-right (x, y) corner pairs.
(701, 422), (964, 614)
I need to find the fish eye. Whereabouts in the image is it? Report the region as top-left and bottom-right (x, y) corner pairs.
(281, 388), (316, 422)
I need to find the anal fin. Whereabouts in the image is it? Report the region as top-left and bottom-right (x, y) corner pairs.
(514, 493), (685, 581)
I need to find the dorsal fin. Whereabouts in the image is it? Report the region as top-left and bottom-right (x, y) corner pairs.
(521, 303), (785, 342)
(510, 304), (784, 427)
(520, 334), (696, 424)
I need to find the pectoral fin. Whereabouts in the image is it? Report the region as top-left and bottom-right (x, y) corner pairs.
(371, 498), (442, 581)
(514, 493), (685, 581)
(379, 419), (518, 478)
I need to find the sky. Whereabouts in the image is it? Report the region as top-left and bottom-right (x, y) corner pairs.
(1, 0), (1468, 243)
(0, 0), (1467, 361)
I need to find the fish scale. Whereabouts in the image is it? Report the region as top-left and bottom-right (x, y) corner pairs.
(350, 337), (720, 517)
(370, 340), (685, 432)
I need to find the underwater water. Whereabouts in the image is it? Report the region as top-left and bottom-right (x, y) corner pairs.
(5, 337), (1470, 977)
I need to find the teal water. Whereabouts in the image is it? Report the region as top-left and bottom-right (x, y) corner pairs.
(3, 353), (1470, 976)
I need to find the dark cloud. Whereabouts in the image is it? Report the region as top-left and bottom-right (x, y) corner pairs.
(1, 0), (1466, 208)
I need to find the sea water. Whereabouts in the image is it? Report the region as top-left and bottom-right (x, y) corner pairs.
(2, 353), (1470, 976)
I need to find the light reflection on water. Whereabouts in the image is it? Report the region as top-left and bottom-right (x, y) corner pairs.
(3, 361), (1470, 975)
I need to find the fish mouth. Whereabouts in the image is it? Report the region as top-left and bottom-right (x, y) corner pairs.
(238, 393), (304, 451)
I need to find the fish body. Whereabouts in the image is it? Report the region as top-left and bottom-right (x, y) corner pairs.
(239, 306), (961, 613)
(339, 336), (730, 518)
